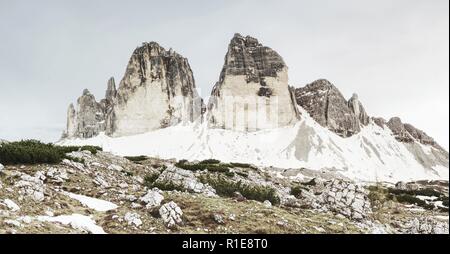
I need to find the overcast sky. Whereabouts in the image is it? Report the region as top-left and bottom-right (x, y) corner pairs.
(0, 0), (448, 149)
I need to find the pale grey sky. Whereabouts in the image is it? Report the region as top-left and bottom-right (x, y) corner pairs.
(0, 0), (448, 149)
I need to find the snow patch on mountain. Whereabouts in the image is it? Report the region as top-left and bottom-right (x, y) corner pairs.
(58, 108), (448, 183)
(37, 214), (106, 234)
(63, 192), (118, 212)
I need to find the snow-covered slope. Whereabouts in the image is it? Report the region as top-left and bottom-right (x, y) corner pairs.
(58, 107), (448, 183)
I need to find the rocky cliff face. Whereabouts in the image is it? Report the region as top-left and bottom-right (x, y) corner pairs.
(384, 117), (446, 152)
(294, 79), (369, 137)
(207, 34), (300, 131)
(64, 42), (202, 138)
(348, 93), (370, 126)
(63, 87), (109, 139)
(108, 42), (202, 137)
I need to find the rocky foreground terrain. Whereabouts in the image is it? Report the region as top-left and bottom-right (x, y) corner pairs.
(0, 149), (448, 234)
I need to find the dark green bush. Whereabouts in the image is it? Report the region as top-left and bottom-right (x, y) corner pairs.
(236, 171), (249, 178)
(200, 159), (221, 164)
(437, 196), (449, 207)
(65, 155), (85, 164)
(394, 194), (435, 210)
(0, 140), (64, 165)
(0, 140), (101, 165)
(204, 164), (231, 173)
(301, 178), (317, 186)
(125, 155), (149, 162)
(200, 175), (280, 205)
(151, 181), (186, 192)
(388, 188), (442, 197)
(143, 172), (185, 192)
(230, 162), (251, 168)
(230, 162), (257, 170)
(60, 145), (102, 155)
(175, 160), (231, 173)
(143, 173), (160, 187)
(124, 171), (134, 177)
(290, 186), (303, 198)
(224, 171), (236, 178)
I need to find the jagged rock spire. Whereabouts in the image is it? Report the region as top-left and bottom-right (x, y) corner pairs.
(348, 93), (370, 126)
(208, 34), (300, 131)
(385, 117), (446, 151)
(64, 42), (203, 139)
(295, 79), (369, 137)
(105, 77), (117, 101)
(109, 41), (202, 136)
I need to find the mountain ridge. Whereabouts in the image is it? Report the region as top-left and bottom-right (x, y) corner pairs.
(60, 34), (449, 183)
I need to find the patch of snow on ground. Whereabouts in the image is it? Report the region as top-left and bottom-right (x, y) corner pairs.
(416, 195), (438, 201)
(37, 214), (106, 234)
(64, 192), (118, 212)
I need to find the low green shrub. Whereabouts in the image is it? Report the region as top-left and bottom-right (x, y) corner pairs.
(224, 171), (235, 178)
(143, 172), (185, 192)
(236, 171), (249, 178)
(175, 160), (231, 173)
(290, 186), (303, 198)
(230, 162), (258, 170)
(437, 196), (449, 207)
(394, 194), (435, 210)
(301, 178), (317, 186)
(200, 175), (280, 205)
(0, 140), (64, 165)
(230, 162), (252, 168)
(60, 145), (102, 155)
(125, 155), (149, 162)
(388, 188), (442, 197)
(200, 159), (221, 164)
(65, 155), (85, 164)
(143, 173), (160, 188)
(0, 140), (102, 165)
(152, 181), (185, 192)
(367, 185), (390, 205)
(124, 171), (134, 177)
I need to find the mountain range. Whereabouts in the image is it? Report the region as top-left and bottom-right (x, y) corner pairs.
(59, 33), (449, 183)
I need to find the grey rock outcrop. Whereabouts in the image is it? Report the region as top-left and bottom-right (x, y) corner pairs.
(385, 117), (446, 151)
(66, 89), (107, 139)
(208, 33), (300, 131)
(372, 117), (387, 128)
(348, 93), (370, 126)
(154, 165), (216, 196)
(159, 201), (183, 228)
(296, 179), (372, 221)
(386, 117), (415, 143)
(139, 189), (164, 209)
(295, 79), (369, 137)
(403, 217), (449, 234)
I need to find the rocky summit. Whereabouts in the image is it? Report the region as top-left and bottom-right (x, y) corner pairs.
(207, 33), (300, 131)
(64, 42), (203, 139)
(294, 79), (369, 137)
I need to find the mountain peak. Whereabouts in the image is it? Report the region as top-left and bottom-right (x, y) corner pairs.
(385, 117), (446, 151)
(220, 34), (286, 84)
(295, 79), (369, 137)
(208, 34), (299, 131)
